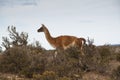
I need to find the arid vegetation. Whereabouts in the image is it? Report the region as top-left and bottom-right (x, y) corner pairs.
(0, 26), (120, 80)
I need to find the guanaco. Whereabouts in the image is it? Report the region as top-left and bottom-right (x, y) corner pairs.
(37, 24), (86, 55)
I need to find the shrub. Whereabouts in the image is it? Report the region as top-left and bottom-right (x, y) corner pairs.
(46, 48), (84, 78)
(0, 45), (45, 78)
(79, 45), (113, 74)
(20, 54), (46, 78)
(116, 53), (120, 62)
(0, 46), (31, 73)
(97, 46), (113, 74)
(2, 26), (28, 50)
(112, 66), (120, 80)
(99, 46), (111, 59)
(65, 47), (81, 59)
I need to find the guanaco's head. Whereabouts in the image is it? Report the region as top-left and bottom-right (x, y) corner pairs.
(37, 24), (46, 32)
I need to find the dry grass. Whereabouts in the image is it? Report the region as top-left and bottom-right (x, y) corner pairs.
(83, 72), (111, 80)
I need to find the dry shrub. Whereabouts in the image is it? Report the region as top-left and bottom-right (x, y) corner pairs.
(79, 45), (114, 75)
(0, 43), (117, 79)
(116, 53), (120, 62)
(44, 48), (83, 79)
(0, 45), (45, 78)
(0, 46), (31, 73)
(112, 66), (120, 80)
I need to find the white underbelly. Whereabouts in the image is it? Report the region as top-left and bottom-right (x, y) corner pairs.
(63, 41), (76, 50)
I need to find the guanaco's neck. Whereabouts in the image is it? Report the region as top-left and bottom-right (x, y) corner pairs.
(44, 27), (54, 44)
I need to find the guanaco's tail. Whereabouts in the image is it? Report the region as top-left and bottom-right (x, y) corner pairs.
(79, 38), (86, 45)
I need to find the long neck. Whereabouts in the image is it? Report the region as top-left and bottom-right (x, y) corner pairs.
(44, 28), (54, 43)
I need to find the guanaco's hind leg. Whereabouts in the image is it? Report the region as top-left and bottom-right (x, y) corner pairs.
(54, 50), (58, 58)
(80, 47), (84, 56)
(77, 38), (85, 56)
(54, 47), (64, 58)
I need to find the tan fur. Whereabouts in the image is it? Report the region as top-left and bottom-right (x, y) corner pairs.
(37, 24), (86, 55)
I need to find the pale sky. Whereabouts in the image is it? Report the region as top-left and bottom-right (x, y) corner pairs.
(0, 0), (120, 50)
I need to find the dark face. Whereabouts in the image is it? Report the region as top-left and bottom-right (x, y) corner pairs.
(37, 27), (44, 32)
(37, 24), (45, 32)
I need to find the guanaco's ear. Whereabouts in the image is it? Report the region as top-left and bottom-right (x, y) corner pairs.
(41, 24), (45, 27)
